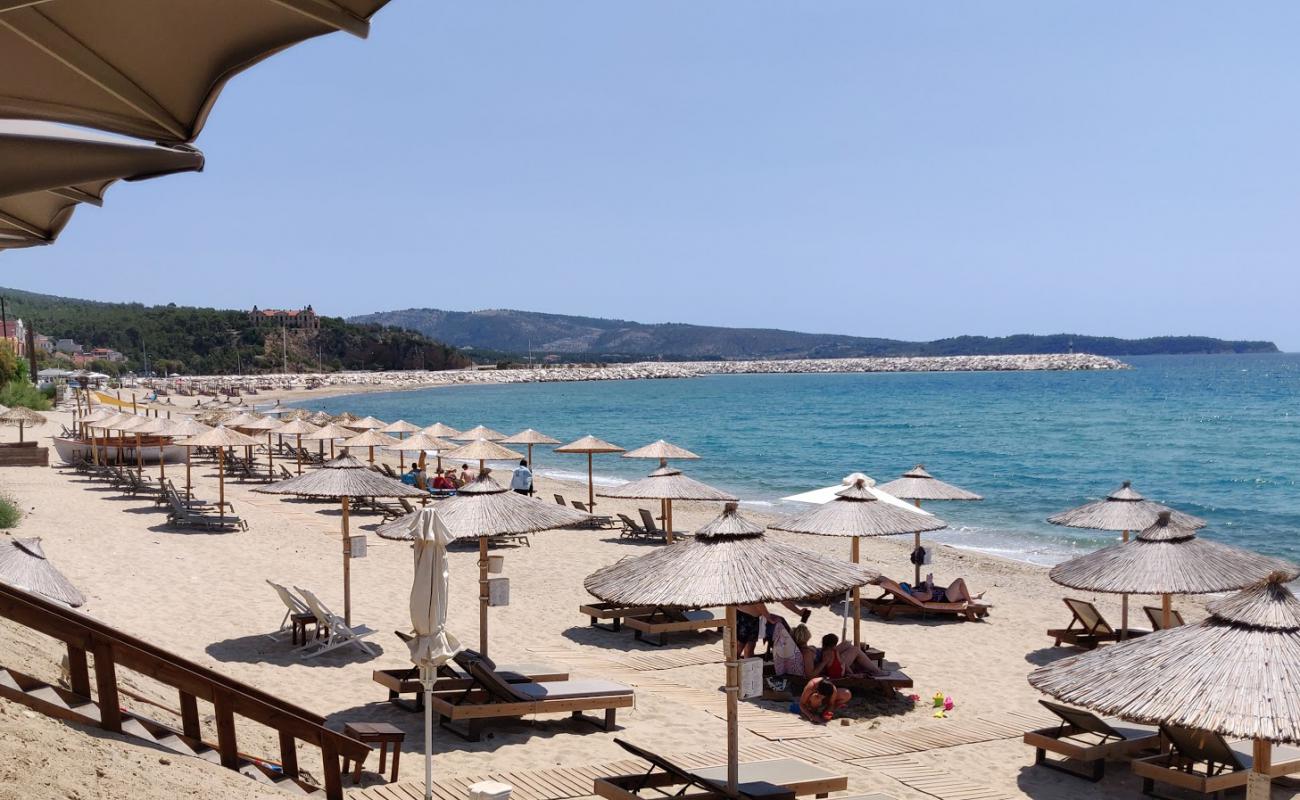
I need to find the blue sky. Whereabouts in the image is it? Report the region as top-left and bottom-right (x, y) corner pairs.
(12, 3), (1300, 349)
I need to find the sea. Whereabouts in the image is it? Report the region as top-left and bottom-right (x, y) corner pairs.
(289, 354), (1300, 566)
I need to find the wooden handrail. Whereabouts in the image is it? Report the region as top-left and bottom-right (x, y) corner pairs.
(0, 583), (369, 763)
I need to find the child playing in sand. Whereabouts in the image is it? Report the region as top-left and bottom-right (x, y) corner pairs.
(796, 677), (850, 723)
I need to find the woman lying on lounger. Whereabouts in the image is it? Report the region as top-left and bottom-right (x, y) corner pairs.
(902, 574), (984, 604)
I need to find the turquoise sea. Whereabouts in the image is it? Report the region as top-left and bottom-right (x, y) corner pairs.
(292, 354), (1300, 565)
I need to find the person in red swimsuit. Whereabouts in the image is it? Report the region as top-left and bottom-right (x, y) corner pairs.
(815, 633), (885, 678)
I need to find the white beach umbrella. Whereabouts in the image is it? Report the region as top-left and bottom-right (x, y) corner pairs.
(781, 472), (932, 515)
(406, 508), (462, 800)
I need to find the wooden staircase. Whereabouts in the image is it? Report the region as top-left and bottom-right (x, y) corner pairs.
(0, 583), (370, 799)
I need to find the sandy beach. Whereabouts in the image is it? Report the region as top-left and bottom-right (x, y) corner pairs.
(0, 401), (1289, 800)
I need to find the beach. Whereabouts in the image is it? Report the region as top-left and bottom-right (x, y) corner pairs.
(5, 399), (1283, 800)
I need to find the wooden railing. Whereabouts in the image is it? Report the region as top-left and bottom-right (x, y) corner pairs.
(0, 583), (369, 798)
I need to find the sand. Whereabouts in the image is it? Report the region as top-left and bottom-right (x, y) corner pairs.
(0, 404), (1292, 800)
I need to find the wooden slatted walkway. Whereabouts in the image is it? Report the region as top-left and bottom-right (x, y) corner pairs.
(527, 646), (721, 673)
(853, 755), (1013, 800)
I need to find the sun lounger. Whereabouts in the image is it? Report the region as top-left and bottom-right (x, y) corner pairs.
(865, 577), (989, 621)
(580, 601), (660, 632)
(1144, 605), (1186, 630)
(1048, 598), (1149, 649)
(623, 608), (727, 646)
(569, 500), (617, 529)
(594, 738), (849, 800)
(294, 587), (376, 659)
(1023, 699), (1161, 780)
(426, 651), (633, 741)
(165, 486), (248, 531)
(617, 513), (653, 539)
(554, 494), (567, 506)
(373, 644), (570, 710)
(1131, 724), (1300, 797)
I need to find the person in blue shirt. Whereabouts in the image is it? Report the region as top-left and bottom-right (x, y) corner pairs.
(510, 459), (533, 496)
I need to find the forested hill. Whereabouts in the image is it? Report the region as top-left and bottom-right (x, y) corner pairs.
(0, 287), (468, 375)
(348, 307), (1278, 361)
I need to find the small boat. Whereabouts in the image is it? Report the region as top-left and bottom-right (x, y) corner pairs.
(52, 436), (188, 465)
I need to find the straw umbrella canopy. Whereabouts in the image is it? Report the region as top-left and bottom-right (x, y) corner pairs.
(1050, 511), (1297, 630)
(555, 435), (625, 511)
(453, 425), (506, 442)
(1029, 572), (1300, 800)
(239, 415), (280, 480)
(501, 428), (560, 470)
(402, 508), (462, 800)
(770, 476), (947, 644)
(0, 537), (84, 607)
(0, 406), (46, 443)
(376, 471), (589, 655)
(441, 438), (523, 473)
(342, 429), (400, 464)
(383, 432), (455, 476)
(585, 503), (879, 796)
(346, 415), (387, 432)
(303, 421), (355, 460)
(254, 452), (425, 625)
(127, 415), (182, 483)
(600, 465), (736, 545)
(623, 440), (700, 541)
(271, 418), (320, 475)
(1050, 481), (1207, 637)
(162, 418), (211, 497)
(308, 411), (334, 426)
(875, 465), (980, 584)
(380, 420), (421, 470)
(0, 1), (393, 144)
(0, 120), (203, 251)
(177, 425), (261, 522)
(421, 422), (462, 439)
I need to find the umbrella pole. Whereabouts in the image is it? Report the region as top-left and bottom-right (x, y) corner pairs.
(297, 434), (303, 474)
(1248, 740), (1272, 800)
(587, 454), (594, 510)
(666, 500), (675, 545)
(399, 432), (405, 472)
(136, 433), (144, 476)
(1162, 593), (1172, 630)
(342, 496), (352, 627)
(158, 443), (165, 483)
(218, 449), (226, 522)
(851, 537), (861, 646)
(479, 536), (490, 657)
(424, 666), (434, 800)
(185, 448), (192, 499)
(267, 433), (274, 480)
(724, 604), (739, 796)
(913, 531), (921, 587)
(369, 445), (375, 464)
(1120, 530), (1130, 640)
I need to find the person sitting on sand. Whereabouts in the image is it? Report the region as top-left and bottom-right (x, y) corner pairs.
(796, 677), (850, 723)
(905, 573), (984, 604)
(401, 464), (422, 486)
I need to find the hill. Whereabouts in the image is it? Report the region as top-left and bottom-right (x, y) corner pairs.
(347, 308), (1278, 361)
(0, 287), (468, 375)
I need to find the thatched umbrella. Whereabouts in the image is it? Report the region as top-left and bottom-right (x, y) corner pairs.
(0, 2), (392, 144)
(421, 422), (462, 439)
(342, 429), (399, 464)
(381, 420), (421, 470)
(383, 432), (455, 477)
(347, 415), (387, 432)
(0, 406), (46, 443)
(441, 438), (523, 474)
(376, 471), (589, 655)
(1050, 511), (1296, 630)
(128, 415), (179, 483)
(164, 418), (211, 498)
(501, 428), (560, 471)
(586, 503), (878, 796)
(600, 465), (735, 545)
(308, 411), (334, 426)
(0, 537), (84, 607)
(271, 418), (320, 475)
(255, 452), (426, 626)
(771, 476), (947, 644)
(1050, 481), (1207, 636)
(1030, 572), (1300, 800)
(239, 415), (280, 480)
(623, 440), (700, 532)
(177, 425), (261, 522)
(116, 414), (154, 475)
(453, 425), (507, 442)
(0, 120), (203, 251)
(303, 422), (355, 460)
(876, 465), (981, 584)
(555, 435), (625, 511)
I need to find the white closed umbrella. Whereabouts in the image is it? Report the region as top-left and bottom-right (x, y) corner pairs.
(407, 508), (462, 800)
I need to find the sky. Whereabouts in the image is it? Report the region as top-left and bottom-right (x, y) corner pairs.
(10, 2), (1300, 349)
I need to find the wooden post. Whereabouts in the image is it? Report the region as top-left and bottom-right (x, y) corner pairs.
(179, 692), (200, 739)
(66, 645), (90, 696)
(1162, 593), (1172, 631)
(724, 605), (739, 796)
(321, 737), (344, 800)
(1248, 740), (1272, 800)
(158, 443), (166, 482)
(217, 448), (226, 522)
(267, 433), (274, 480)
(296, 434), (303, 475)
(587, 454), (595, 510)
(279, 731), (300, 778)
(213, 692), (238, 769)
(342, 496), (352, 627)
(479, 536), (490, 657)
(135, 433), (143, 476)
(665, 500), (675, 545)
(851, 537), (861, 646)
(92, 643), (122, 733)
(1119, 530), (1130, 640)
(185, 447), (192, 500)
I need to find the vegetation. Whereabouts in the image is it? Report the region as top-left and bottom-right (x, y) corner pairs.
(350, 307), (1280, 362)
(0, 380), (51, 411)
(0, 495), (19, 529)
(0, 287), (469, 375)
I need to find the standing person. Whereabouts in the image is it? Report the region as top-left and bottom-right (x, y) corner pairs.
(510, 459), (533, 496)
(734, 601), (815, 659)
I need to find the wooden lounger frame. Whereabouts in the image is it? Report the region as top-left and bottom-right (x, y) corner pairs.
(1048, 598), (1147, 649)
(865, 578), (989, 621)
(581, 602), (660, 632)
(593, 739), (846, 800)
(623, 609), (726, 647)
(1022, 701), (1160, 781)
